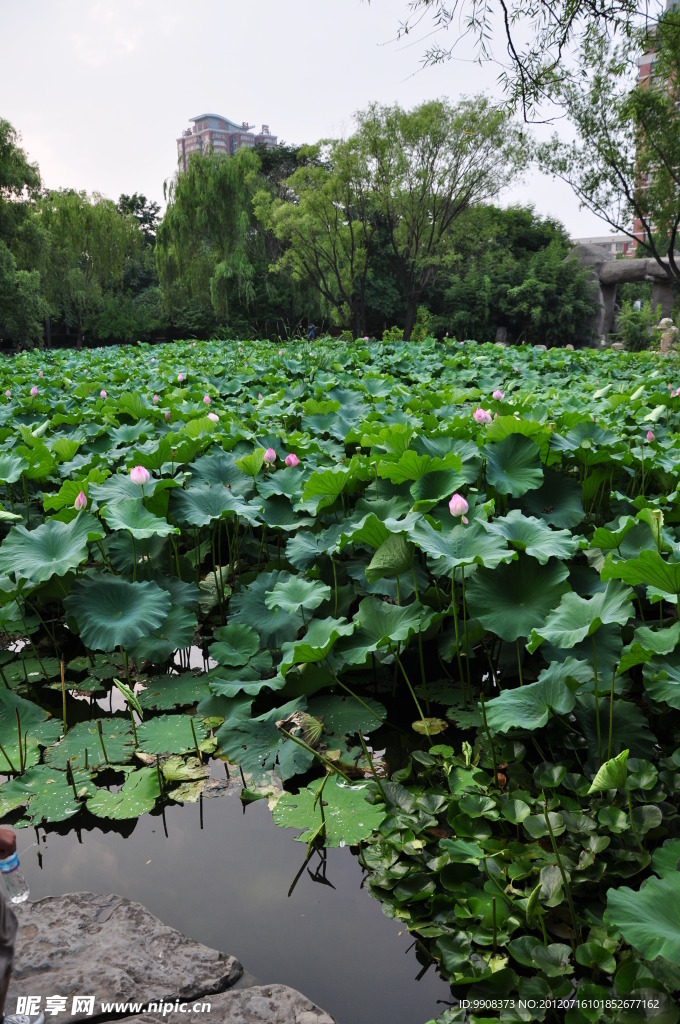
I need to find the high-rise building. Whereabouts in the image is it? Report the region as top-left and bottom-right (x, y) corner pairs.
(177, 114), (277, 171)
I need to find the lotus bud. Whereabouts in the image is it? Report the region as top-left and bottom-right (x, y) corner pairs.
(264, 448), (277, 465)
(30, 386), (38, 397)
(207, 412), (219, 423)
(473, 407), (492, 424)
(449, 493), (469, 524)
(74, 491), (87, 511)
(285, 453), (300, 467)
(100, 390), (107, 399)
(130, 465), (151, 485)
(203, 394), (210, 405)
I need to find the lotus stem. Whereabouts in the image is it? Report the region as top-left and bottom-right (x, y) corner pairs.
(543, 795), (580, 948)
(450, 572), (467, 698)
(0, 739), (16, 773)
(96, 719), (110, 765)
(358, 728), (387, 802)
(479, 691), (499, 788)
(516, 639), (524, 687)
(592, 636), (602, 767)
(626, 787), (644, 852)
(189, 717), (201, 760)
(15, 709), (24, 773)
(21, 473), (30, 526)
(328, 670), (386, 728)
(393, 650), (430, 738)
(492, 896), (498, 954)
(608, 668), (616, 761)
(66, 759), (78, 800)
(278, 727), (352, 783)
(60, 659), (67, 734)
(130, 534), (137, 581)
(331, 557), (338, 618)
(155, 754), (164, 797)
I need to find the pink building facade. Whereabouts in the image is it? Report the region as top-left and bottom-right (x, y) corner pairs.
(177, 113), (277, 171)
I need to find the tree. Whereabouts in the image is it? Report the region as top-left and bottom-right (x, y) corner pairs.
(254, 140), (379, 337)
(353, 98), (526, 339)
(0, 120), (46, 345)
(156, 148), (260, 325)
(39, 190), (141, 345)
(384, 0), (655, 117)
(538, 9), (680, 289)
(424, 205), (595, 343)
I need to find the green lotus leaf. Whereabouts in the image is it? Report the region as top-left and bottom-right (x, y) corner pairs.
(272, 776), (385, 847)
(87, 767), (161, 820)
(485, 434), (544, 497)
(520, 467), (585, 528)
(466, 556), (570, 641)
(89, 473), (160, 505)
(0, 764), (96, 823)
(236, 447), (265, 477)
(0, 513), (104, 585)
(411, 520), (515, 574)
(307, 694), (387, 737)
(161, 755), (210, 783)
(208, 666), (286, 698)
(285, 531), (334, 570)
(44, 718), (135, 770)
(170, 484), (243, 527)
(229, 570), (304, 648)
(100, 498), (179, 539)
(590, 515), (637, 551)
(608, 874), (680, 964)
(587, 749), (629, 793)
(527, 581), (634, 652)
(365, 534), (413, 582)
(215, 696), (313, 781)
(482, 509), (578, 564)
(301, 463), (366, 510)
(209, 623), (260, 667)
(127, 602), (198, 663)
(335, 597), (439, 667)
(642, 654), (680, 709)
(484, 671), (583, 734)
(280, 616), (355, 676)
(652, 839), (680, 877)
(137, 673), (211, 711)
(265, 576), (331, 614)
(135, 714), (207, 755)
(65, 575), (172, 651)
(620, 622), (680, 674)
(0, 452), (29, 484)
(601, 549), (680, 595)
(0, 691), (51, 773)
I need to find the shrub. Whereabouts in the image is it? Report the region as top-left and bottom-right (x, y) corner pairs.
(617, 299), (658, 351)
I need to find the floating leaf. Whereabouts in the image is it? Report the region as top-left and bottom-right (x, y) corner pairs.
(65, 575), (172, 651)
(272, 776), (385, 847)
(87, 767), (161, 820)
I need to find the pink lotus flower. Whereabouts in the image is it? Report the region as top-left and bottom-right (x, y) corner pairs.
(363, 336), (369, 341)
(130, 465), (151, 485)
(203, 394), (210, 405)
(647, 430), (655, 442)
(449, 493), (469, 524)
(473, 407), (492, 424)
(30, 386), (38, 397)
(258, 393), (263, 400)
(492, 389), (505, 401)
(74, 491), (87, 511)
(264, 448), (277, 465)
(38, 370), (43, 377)
(100, 390), (107, 399)
(207, 412), (219, 423)
(165, 411), (172, 421)
(278, 348), (283, 356)
(177, 373), (184, 382)
(153, 394), (159, 403)
(5, 390), (10, 399)
(285, 453), (300, 467)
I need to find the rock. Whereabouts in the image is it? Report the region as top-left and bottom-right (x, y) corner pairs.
(9, 893), (243, 1022)
(8, 894), (336, 1024)
(125, 984), (336, 1023)
(565, 344), (575, 350)
(611, 342), (625, 351)
(533, 344), (548, 351)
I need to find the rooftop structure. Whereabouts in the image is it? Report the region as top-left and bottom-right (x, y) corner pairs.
(177, 113), (277, 171)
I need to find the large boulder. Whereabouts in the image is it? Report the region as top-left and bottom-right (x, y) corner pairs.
(8, 893), (334, 1024)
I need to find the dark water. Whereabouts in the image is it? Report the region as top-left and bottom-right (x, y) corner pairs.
(18, 790), (453, 1024)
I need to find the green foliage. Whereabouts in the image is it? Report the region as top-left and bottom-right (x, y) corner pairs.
(617, 300), (658, 352)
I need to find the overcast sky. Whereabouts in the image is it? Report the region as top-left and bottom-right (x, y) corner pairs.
(4, 0), (617, 237)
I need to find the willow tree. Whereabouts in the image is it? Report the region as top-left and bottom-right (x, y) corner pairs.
(254, 140), (378, 337)
(156, 148), (261, 326)
(354, 98), (527, 339)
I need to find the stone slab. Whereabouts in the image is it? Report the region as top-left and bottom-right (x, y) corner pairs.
(8, 892), (243, 1022)
(124, 984), (335, 1024)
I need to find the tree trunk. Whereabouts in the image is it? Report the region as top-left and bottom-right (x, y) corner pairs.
(403, 298), (418, 341)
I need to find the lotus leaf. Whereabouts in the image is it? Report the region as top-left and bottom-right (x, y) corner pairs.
(527, 580), (634, 652)
(87, 767), (161, 820)
(484, 434), (544, 496)
(65, 575), (172, 650)
(209, 623), (260, 667)
(273, 776), (385, 847)
(466, 556), (570, 641)
(137, 673), (211, 711)
(45, 718), (135, 770)
(608, 874), (680, 964)
(135, 714), (207, 755)
(264, 576), (331, 614)
(0, 513), (104, 584)
(100, 498), (179, 539)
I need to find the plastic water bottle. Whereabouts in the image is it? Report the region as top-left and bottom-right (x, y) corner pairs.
(0, 850), (29, 904)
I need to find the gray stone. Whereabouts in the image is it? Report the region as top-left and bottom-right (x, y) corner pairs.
(8, 894), (336, 1024)
(126, 984), (335, 1024)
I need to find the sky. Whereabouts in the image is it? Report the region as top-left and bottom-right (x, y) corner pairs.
(3, 0), (618, 238)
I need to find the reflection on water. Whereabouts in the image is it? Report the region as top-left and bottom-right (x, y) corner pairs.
(19, 792), (453, 1024)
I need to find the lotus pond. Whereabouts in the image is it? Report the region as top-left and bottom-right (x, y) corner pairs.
(1, 337), (680, 1024)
